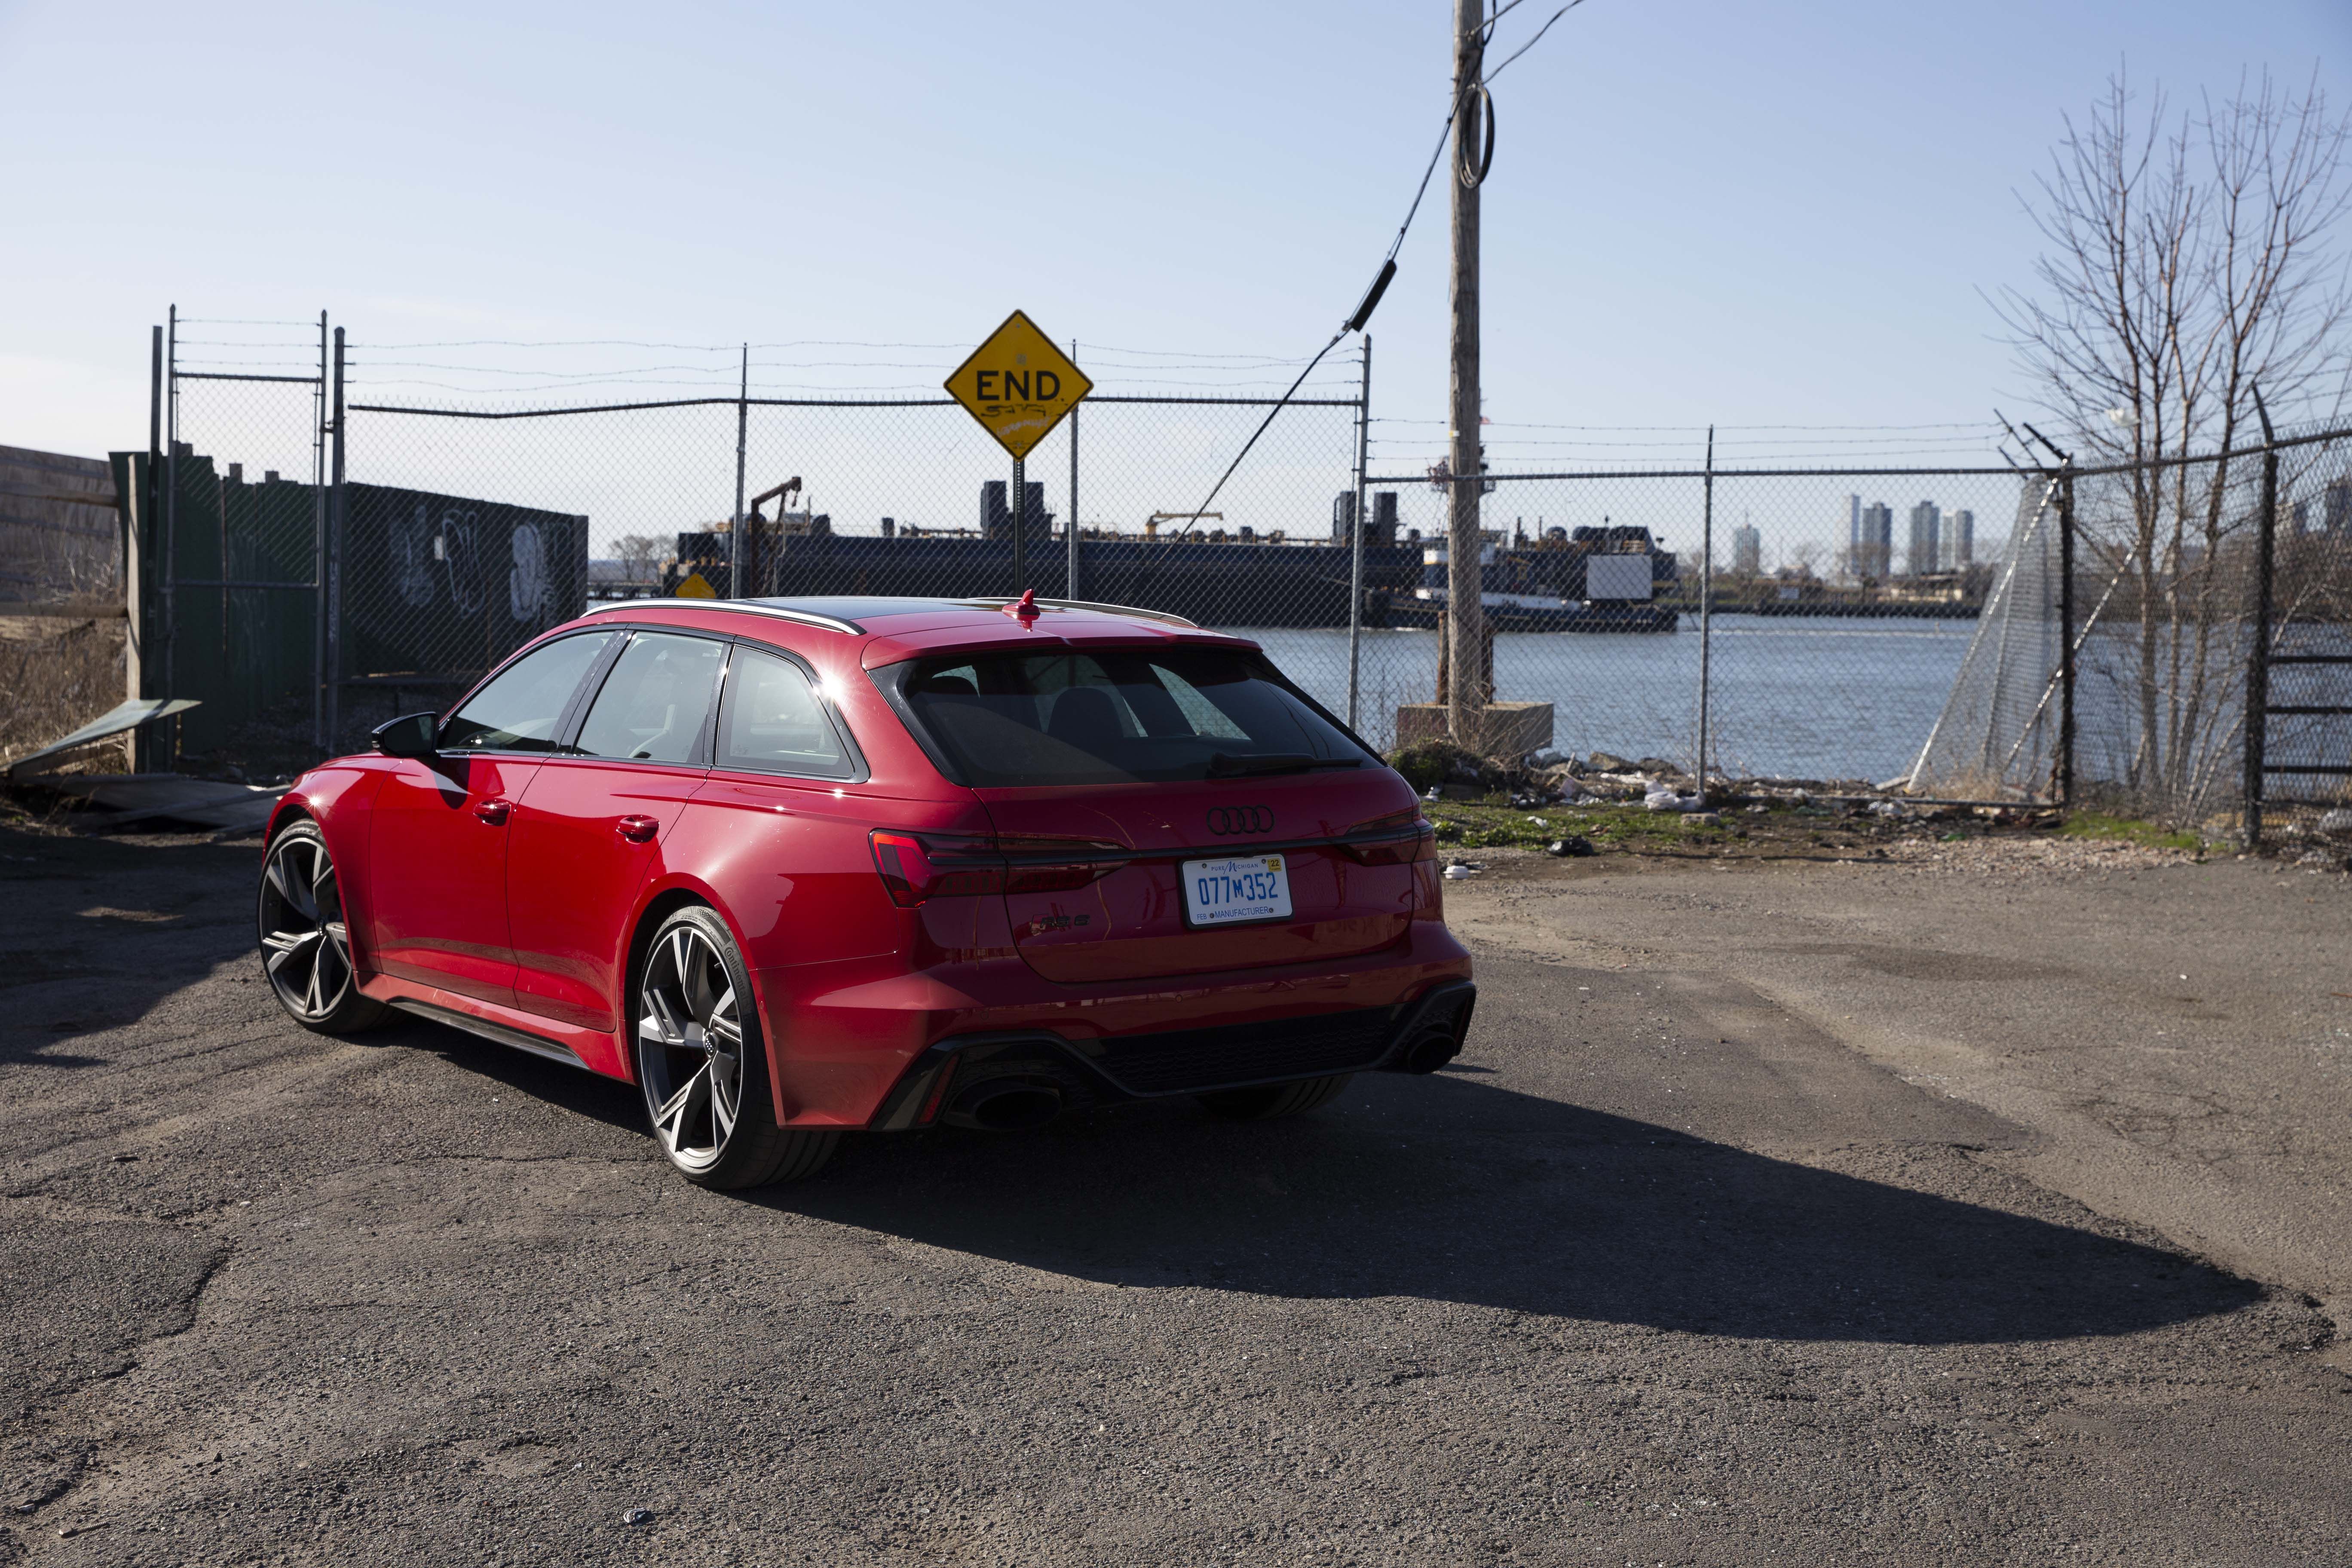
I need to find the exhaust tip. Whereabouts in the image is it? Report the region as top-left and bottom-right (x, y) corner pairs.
(1400, 1022), (1464, 1075)
(943, 1080), (1063, 1132)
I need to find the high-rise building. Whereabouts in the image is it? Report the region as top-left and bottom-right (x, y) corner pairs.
(1907, 500), (1941, 576)
(1856, 502), (1894, 579)
(1947, 508), (1974, 569)
(1731, 523), (1761, 576)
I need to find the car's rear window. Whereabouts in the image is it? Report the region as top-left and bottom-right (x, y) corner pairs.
(884, 647), (1370, 786)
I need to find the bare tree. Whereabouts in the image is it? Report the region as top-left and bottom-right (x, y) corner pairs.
(1996, 68), (2352, 807)
(612, 533), (668, 584)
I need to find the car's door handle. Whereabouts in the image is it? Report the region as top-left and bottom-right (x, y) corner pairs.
(616, 815), (659, 844)
(474, 799), (512, 826)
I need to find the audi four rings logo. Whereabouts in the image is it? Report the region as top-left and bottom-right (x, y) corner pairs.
(1207, 805), (1274, 835)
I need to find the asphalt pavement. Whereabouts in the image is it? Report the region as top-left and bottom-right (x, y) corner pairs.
(1, 825), (2346, 1565)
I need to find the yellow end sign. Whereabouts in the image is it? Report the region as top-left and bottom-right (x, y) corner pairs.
(674, 572), (717, 599)
(944, 310), (1093, 460)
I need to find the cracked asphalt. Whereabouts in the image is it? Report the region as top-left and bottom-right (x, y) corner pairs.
(1, 825), (2347, 1565)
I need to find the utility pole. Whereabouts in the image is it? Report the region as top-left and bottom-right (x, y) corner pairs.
(1446, 0), (1488, 751)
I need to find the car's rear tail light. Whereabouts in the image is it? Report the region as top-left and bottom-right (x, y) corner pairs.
(1341, 810), (1436, 866)
(870, 830), (1122, 907)
(870, 832), (998, 906)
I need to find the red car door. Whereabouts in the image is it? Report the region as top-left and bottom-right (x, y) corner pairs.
(366, 630), (615, 1007)
(506, 629), (725, 1037)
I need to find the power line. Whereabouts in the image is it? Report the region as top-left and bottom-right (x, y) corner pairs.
(1372, 418), (2004, 432)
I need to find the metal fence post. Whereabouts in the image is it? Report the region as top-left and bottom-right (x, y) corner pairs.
(1068, 340), (1081, 600)
(2058, 464), (2076, 811)
(1011, 455), (1026, 594)
(2244, 430), (2278, 849)
(313, 312), (329, 752)
(1695, 426), (1714, 803)
(131, 324), (162, 771)
(163, 303), (178, 765)
(1347, 335), (1372, 732)
(328, 327), (346, 753)
(732, 344), (749, 597)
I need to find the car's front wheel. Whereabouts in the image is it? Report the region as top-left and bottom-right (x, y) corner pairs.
(635, 906), (837, 1188)
(257, 821), (389, 1035)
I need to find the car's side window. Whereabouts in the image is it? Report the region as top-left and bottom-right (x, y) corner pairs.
(441, 631), (615, 753)
(573, 632), (726, 764)
(717, 646), (855, 779)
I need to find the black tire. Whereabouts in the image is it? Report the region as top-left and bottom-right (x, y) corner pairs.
(257, 821), (390, 1035)
(633, 905), (837, 1189)
(1195, 1073), (1353, 1121)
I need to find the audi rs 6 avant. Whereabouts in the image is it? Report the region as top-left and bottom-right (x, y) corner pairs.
(257, 595), (1475, 1188)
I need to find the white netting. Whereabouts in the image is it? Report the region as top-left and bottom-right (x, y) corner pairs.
(1908, 477), (2061, 797)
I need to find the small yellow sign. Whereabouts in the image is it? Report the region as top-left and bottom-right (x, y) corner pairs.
(944, 311), (1093, 460)
(674, 572), (717, 599)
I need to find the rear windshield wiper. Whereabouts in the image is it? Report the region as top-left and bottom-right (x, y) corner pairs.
(1205, 752), (1364, 778)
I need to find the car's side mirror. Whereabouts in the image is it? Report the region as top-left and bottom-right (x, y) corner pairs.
(372, 712), (441, 759)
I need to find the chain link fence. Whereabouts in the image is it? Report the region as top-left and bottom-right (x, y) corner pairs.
(135, 313), (2352, 837)
(1914, 426), (2352, 833)
(1364, 466), (2029, 786)
(329, 378), (1385, 754)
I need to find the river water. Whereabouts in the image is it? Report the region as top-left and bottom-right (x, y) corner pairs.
(1242, 614), (1981, 783)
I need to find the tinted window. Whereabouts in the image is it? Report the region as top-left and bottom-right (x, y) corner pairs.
(717, 648), (854, 778)
(574, 632), (724, 764)
(442, 632), (613, 753)
(892, 648), (1369, 786)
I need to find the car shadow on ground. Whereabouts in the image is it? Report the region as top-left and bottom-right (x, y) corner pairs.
(766, 1072), (2260, 1346)
(379, 1016), (652, 1136)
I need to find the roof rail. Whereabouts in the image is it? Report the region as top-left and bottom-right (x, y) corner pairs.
(578, 598), (864, 635)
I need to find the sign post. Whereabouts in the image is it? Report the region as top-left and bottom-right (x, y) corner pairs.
(944, 311), (1092, 596)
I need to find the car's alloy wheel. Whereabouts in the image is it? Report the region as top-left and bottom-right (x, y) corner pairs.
(634, 906), (836, 1188)
(638, 922), (747, 1173)
(256, 822), (386, 1034)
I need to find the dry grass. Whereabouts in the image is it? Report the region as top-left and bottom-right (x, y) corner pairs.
(0, 615), (128, 773)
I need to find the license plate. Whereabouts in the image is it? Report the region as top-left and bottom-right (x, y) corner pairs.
(1181, 854), (1293, 928)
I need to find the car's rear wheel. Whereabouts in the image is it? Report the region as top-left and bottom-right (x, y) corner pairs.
(635, 906), (836, 1188)
(1195, 1073), (1353, 1121)
(256, 821), (388, 1035)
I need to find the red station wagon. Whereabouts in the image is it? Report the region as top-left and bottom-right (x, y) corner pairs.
(257, 595), (1476, 1187)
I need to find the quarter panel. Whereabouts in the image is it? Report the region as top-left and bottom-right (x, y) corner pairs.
(670, 772), (989, 1124)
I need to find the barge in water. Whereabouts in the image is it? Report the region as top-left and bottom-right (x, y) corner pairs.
(641, 488), (1681, 633)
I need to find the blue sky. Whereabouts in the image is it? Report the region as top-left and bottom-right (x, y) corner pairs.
(2, 0), (2346, 482)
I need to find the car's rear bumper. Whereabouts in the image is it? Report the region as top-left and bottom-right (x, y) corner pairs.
(755, 922), (1474, 1129)
(864, 977), (1477, 1131)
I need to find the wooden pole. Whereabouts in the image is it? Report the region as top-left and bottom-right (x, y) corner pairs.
(1347, 335), (1372, 730)
(1446, 0), (1487, 750)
